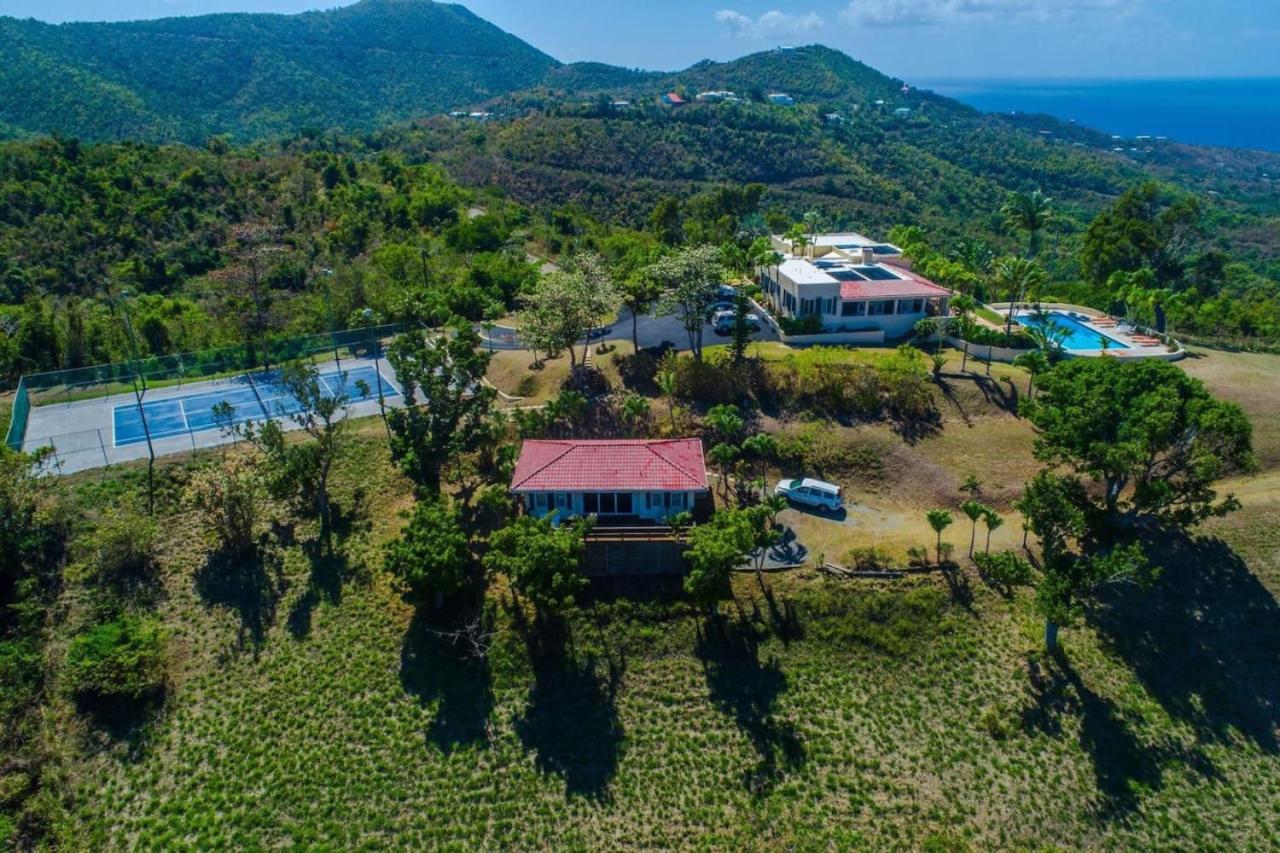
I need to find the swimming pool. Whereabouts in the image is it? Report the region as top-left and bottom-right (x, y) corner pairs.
(1016, 311), (1129, 352)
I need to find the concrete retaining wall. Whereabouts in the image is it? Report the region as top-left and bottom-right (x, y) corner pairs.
(945, 336), (1032, 364)
(778, 329), (887, 346)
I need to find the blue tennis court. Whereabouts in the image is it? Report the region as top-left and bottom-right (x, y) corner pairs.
(112, 365), (398, 447)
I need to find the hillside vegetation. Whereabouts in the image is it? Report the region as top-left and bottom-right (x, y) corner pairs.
(0, 0), (556, 143)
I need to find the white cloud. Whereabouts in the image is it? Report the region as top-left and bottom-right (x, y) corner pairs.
(714, 8), (826, 39)
(840, 0), (1141, 28)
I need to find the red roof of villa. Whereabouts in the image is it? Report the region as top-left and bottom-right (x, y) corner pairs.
(838, 266), (952, 301)
(511, 439), (708, 493)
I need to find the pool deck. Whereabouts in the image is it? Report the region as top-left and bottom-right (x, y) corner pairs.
(22, 355), (404, 474)
(990, 303), (1185, 361)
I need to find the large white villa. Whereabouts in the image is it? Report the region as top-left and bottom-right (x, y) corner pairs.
(759, 232), (953, 340)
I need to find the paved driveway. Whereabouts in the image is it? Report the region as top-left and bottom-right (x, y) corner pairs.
(483, 306), (779, 353)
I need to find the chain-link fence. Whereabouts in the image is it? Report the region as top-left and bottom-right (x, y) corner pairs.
(6, 324), (403, 473)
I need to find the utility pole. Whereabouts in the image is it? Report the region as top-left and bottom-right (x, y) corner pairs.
(321, 267), (341, 371)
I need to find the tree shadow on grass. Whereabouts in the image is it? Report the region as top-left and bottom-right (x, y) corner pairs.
(890, 408), (943, 446)
(287, 541), (350, 640)
(287, 495), (371, 639)
(1020, 650), (1218, 820)
(513, 618), (624, 801)
(399, 609), (495, 753)
(76, 690), (166, 761)
(194, 542), (284, 656)
(695, 610), (805, 795)
(1091, 532), (1280, 755)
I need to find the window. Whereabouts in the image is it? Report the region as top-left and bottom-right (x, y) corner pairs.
(583, 493), (598, 514)
(554, 493), (569, 509)
(534, 493), (548, 510)
(600, 493), (616, 513)
(867, 300), (896, 316)
(617, 493), (633, 513)
(841, 301), (866, 317)
(899, 298), (924, 314)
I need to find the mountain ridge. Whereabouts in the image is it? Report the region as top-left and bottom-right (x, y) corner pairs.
(0, 0), (558, 143)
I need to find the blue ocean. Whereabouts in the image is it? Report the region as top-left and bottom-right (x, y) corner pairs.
(918, 78), (1280, 153)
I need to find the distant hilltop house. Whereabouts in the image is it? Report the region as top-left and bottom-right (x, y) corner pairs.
(695, 90), (740, 103)
(823, 112), (846, 125)
(760, 232), (953, 340)
(893, 107), (912, 118)
(767, 92), (794, 106)
(611, 99), (631, 109)
(662, 92), (686, 106)
(511, 439), (709, 523)
(448, 110), (492, 120)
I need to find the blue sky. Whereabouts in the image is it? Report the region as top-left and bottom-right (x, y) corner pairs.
(6, 0), (1279, 79)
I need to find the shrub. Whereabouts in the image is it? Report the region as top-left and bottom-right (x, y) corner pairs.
(613, 350), (658, 387)
(63, 615), (166, 702)
(775, 425), (885, 482)
(973, 550), (1034, 589)
(844, 547), (895, 571)
(659, 351), (753, 405)
(70, 511), (158, 589)
(778, 315), (823, 336)
(0, 639), (41, 723)
(184, 451), (264, 557)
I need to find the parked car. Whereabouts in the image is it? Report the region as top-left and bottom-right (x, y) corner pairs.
(712, 309), (761, 332)
(774, 477), (844, 512)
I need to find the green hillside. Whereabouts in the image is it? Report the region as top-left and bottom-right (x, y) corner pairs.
(397, 46), (1280, 285)
(0, 0), (557, 143)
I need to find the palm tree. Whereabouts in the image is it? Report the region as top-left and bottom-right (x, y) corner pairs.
(784, 224), (809, 259)
(762, 493), (789, 529)
(926, 509), (954, 566)
(1013, 349), (1050, 399)
(951, 294), (976, 372)
(708, 443), (739, 504)
(1001, 189), (1053, 258)
(656, 368), (677, 430)
(981, 508), (1004, 554)
(961, 499), (987, 558)
(803, 210), (823, 244)
(993, 256), (1047, 335)
(1026, 308), (1069, 362)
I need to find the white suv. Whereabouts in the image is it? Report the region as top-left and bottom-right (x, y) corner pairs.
(712, 309), (761, 332)
(774, 477), (843, 513)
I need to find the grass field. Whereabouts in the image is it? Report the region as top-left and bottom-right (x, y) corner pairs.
(42, 346), (1280, 849)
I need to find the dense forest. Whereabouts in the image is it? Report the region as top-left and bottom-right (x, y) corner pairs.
(0, 0), (555, 143)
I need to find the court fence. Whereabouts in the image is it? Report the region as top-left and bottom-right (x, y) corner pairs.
(5, 324), (403, 465)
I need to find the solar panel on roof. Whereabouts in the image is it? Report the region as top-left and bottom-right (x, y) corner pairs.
(830, 270), (868, 281)
(853, 266), (901, 280)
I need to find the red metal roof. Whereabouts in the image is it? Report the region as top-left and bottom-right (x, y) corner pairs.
(663, 92), (686, 104)
(511, 439), (708, 493)
(839, 266), (952, 301)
